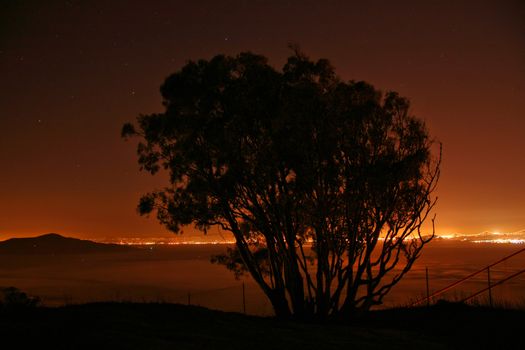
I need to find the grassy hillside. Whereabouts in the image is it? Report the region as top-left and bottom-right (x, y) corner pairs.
(0, 302), (522, 349)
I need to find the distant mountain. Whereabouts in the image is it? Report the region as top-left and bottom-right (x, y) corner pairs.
(0, 233), (135, 254)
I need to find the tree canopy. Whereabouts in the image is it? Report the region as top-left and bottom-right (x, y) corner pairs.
(122, 51), (441, 319)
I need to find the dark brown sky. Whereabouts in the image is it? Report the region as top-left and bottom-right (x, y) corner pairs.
(1, 0), (524, 240)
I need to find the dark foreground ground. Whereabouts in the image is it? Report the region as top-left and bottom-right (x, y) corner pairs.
(0, 302), (522, 349)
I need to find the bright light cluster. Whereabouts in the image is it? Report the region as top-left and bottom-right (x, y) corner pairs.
(436, 229), (525, 244)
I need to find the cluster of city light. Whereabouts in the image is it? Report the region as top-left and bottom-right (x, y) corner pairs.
(471, 239), (525, 244)
(436, 230), (525, 244)
(99, 238), (236, 245)
(98, 229), (525, 246)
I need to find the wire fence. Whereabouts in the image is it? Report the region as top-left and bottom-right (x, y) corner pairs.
(5, 247), (525, 314)
(410, 247), (525, 308)
(36, 264), (524, 316)
(34, 281), (275, 316)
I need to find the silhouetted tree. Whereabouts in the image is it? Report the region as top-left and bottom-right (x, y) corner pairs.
(122, 50), (441, 319)
(1, 287), (40, 309)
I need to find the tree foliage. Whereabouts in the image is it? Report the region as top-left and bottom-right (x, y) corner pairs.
(1, 287), (40, 309)
(122, 51), (441, 319)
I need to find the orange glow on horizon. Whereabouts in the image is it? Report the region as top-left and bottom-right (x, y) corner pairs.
(1, 1), (523, 241)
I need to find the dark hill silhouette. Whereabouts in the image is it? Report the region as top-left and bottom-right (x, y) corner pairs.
(0, 233), (134, 254)
(0, 302), (521, 349)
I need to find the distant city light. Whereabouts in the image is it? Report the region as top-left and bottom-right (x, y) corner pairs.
(96, 229), (525, 246)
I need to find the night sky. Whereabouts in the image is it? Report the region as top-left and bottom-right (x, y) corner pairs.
(1, 0), (524, 240)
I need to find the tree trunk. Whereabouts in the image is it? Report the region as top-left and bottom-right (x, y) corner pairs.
(268, 289), (291, 319)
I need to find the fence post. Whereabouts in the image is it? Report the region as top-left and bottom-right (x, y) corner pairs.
(242, 282), (246, 314)
(425, 267), (430, 307)
(487, 267), (493, 307)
